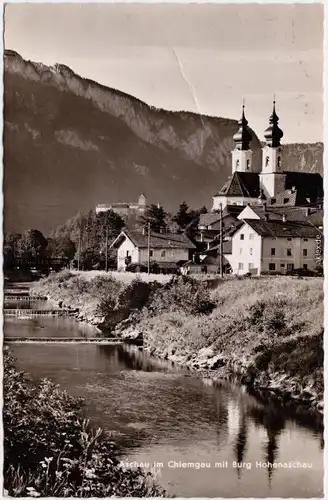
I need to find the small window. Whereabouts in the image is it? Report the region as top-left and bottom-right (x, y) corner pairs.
(240, 234), (244, 240)
(277, 156), (281, 168)
(271, 248), (276, 256)
(249, 233), (254, 240)
(303, 238), (308, 242)
(238, 263), (244, 270)
(239, 248), (243, 255)
(303, 249), (308, 257)
(287, 237), (292, 242)
(287, 249), (292, 257)
(250, 248), (253, 256)
(271, 198), (276, 204)
(246, 159), (250, 170)
(248, 263), (253, 270)
(149, 249), (154, 257)
(287, 263), (294, 271)
(269, 263), (276, 271)
(265, 156), (269, 167)
(161, 250), (166, 258)
(236, 160), (240, 169)
(284, 198), (289, 204)
(126, 251), (130, 257)
(280, 263), (285, 268)
(303, 264), (308, 270)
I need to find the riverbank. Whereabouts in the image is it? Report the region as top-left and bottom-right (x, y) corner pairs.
(32, 272), (324, 415)
(3, 346), (165, 497)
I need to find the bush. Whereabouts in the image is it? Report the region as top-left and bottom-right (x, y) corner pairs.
(3, 347), (165, 497)
(144, 276), (215, 317)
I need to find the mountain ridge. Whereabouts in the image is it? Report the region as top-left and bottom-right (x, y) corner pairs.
(4, 50), (323, 233)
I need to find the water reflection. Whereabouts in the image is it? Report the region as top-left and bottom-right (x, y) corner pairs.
(6, 318), (324, 498)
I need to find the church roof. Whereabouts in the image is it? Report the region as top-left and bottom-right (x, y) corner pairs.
(215, 172), (260, 198)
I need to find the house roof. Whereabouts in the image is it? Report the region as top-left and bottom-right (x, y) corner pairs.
(243, 219), (320, 238)
(240, 205), (323, 226)
(110, 230), (196, 250)
(205, 240), (233, 254)
(214, 172), (260, 198)
(199, 205), (244, 228)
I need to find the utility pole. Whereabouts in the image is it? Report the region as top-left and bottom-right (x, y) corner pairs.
(147, 221), (151, 274)
(105, 226), (108, 272)
(219, 202), (224, 278)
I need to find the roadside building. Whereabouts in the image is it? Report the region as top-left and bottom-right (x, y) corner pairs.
(225, 219), (320, 275)
(110, 230), (196, 272)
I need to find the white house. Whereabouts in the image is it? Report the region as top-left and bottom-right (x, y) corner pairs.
(225, 219), (320, 275)
(110, 230), (196, 271)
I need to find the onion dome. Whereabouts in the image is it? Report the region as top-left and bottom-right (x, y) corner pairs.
(264, 100), (284, 147)
(233, 105), (252, 150)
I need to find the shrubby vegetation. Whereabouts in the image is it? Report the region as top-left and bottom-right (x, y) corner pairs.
(34, 272), (324, 410)
(3, 347), (165, 497)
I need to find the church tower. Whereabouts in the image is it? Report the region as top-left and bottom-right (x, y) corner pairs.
(259, 100), (286, 199)
(231, 104), (253, 174)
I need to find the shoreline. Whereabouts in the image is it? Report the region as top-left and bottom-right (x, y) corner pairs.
(29, 273), (323, 418)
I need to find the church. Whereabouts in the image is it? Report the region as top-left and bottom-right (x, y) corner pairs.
(212, 102), (323, 211)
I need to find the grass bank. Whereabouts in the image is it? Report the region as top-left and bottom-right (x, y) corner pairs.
(33, 272), (324, 413)
(3, 346), (165, 497)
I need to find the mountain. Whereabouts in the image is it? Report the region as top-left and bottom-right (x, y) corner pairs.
(4, 50), (323, 233)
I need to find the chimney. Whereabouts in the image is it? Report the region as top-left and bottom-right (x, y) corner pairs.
(282, 213), (287, 223)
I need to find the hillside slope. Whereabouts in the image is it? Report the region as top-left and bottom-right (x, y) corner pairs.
(4, 50), (323, 233)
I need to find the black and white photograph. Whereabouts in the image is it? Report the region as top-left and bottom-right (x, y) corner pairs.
(3, 2), (324, 498)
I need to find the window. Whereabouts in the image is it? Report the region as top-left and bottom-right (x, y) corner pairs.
(269, 263), (276, 271)
(238, 263), (244, 270)
(246, 159), (250, 170)
(271, 248), (276, 256)
(161, 250), (166, 258)
(287, 237), (292, 241)
(265, 156), (269, 167)
(287, 263), (294, 271)
(277, 156), (281, 168)
(236, 160), (240, 169)
(303, 238), (308, 242)
(149, 249), (154, 257)
(250, 248), (253, 256)
(249, 233), (254, 240)
(248, 263), (253, 270)
(287, 249), (292, 257)
(284, 198), (289, 204)
(126, 251), (130, 257)
(303, 249), (308, 257)
(303, 264), (308, 270)
(240, 234), (244, 240)
(271, 198), (276, 204)
(239, 248), (243, 255)
(280, 263), (285, 268)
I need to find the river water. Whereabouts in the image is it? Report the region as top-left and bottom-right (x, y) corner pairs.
(4, 312), (323, 498)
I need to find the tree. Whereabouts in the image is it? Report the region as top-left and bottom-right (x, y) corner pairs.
(140, 204), (168, 233)
(46, 236), (76, 260)
(16, 229), (48, 258)
(174, 201), (193, 230)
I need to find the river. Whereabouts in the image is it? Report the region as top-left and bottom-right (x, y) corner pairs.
(4, 310), (323, 497)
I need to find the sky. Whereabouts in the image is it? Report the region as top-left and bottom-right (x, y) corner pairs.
(4, 3), (323, 143)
